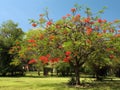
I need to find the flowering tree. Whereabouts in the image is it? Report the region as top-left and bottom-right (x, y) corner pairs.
(28, 5), (120, 85)
(11, 5), (120, 85)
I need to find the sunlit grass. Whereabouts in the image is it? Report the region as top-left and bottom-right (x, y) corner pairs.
(0, 72), (120, 90)
(0, 77), (71, 90)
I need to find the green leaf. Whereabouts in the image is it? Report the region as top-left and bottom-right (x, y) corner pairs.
(62, 41), (73, 50)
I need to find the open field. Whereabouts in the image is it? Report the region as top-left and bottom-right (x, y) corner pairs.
(0, 72), (120, 90)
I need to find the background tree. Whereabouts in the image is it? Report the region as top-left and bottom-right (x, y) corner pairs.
(0, 20), (24, 76)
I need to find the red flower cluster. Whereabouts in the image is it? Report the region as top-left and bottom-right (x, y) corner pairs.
(62, 16), (67, 19)
(28, 59), (37, 64)
(71, 8), (76, 13)
(109, 54), (114, 59)
(118, 30), (120, 33)
(28, 39), (36, 43)
(62, 14), (71, 20)
(39, 56), (49, 64)
(115, 34), (120, 37)
(39, 54), (59, 64)
(97, 19), (102, 23)
(63, 51), (71, 63)
(66, 14), (71, 17)
(46, 21), (52, 27)
(50, 58), (59, 63)
(32, 23), (37, 27)
(65, 51), (71, 57)
(97, 19), (107, 23)
(86, 27), (92, 35)
(72, 14), (81, 22)
(84, 17), (90, 23)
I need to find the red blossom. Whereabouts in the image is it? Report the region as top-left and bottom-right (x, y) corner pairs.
(66, 56), (71, 60)
(28, 59), (37, 64)
(65, 51), (71, 57)
(32, 23), (37, 27)
(46, 21), (52, 26)
(28, 39), (36, 43)
(103, 19), (107, 23)
(115, 34), (120, 37)
(86, 27), (92, 35)
(66, 14), (71, 17)
(71, 8), (76, 13)
(97, 19), (103, 23)
(39, 56), (47, 61)
(54, 58), (59, 62)
(46, 54), (50, 58)
(90, 21), (94, 24)
(72, 14), (81, 22)
(84, 17), (90, 23)
(118, 30), (120, 32)
(62, 16), (67, 19)
(109, 54), (114, 59)
(39, 56), (48, 64)
(63, 57), (69, 62)
(50, 58), (59, 63)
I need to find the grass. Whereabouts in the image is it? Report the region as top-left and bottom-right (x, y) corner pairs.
(0, 72), (120, 90)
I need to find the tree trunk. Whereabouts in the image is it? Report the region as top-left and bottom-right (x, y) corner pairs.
(75, 64), (80, 85)
(43, 67), (48, 76)
(51, 68), (53, 76)
(37, 69), (40, 76)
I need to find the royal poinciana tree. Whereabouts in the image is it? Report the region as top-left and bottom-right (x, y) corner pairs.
(28, 5), (120, 85)
(11, 5), (120, 85)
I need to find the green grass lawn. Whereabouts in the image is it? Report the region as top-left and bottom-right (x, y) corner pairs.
(0, 73), (120, 90)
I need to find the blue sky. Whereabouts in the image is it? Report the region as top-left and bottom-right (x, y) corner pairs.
(0, 0), (120, 32)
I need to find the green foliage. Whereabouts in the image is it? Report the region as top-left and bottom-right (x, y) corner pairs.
(0, 20), (24, 76)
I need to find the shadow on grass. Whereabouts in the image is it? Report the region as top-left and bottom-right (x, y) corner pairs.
(88, 79), (120, 90)
(30, 79), (120, 90)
